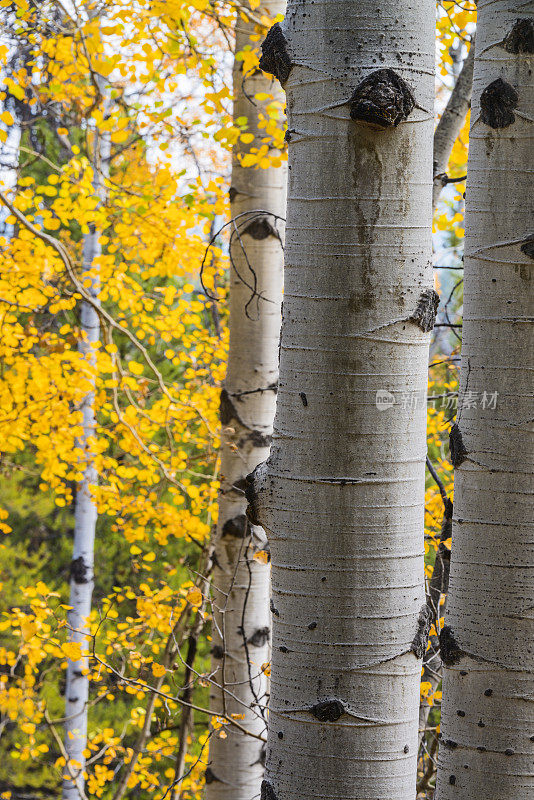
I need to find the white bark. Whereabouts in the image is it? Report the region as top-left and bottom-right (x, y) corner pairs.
(249, 2), (435, 798)
(206, 4), (286, 798)
(63, 126), (109, 800)
(433, 43), (475, 212)
(436, 5), (534, 799)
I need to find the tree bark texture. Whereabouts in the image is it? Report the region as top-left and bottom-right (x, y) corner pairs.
(250, 2), (435, 798)
(206, 3), (286, 797)
(436, 4), (534, 799)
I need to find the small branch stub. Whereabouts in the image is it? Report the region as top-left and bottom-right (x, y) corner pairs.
(259, 23), (292, 86)
(449, 423), (468, 468)
(480, 78), (518, 129)
(503, 18), (534, 53)
(409, 288), (440, 333)
(349, 69), (415, 129)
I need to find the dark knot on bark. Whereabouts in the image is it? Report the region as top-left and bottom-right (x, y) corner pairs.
(449, 423), (468, 468)
(222, 514), (250, 538)
(409, 288), (440, 333)
(259, 23), (292, 86)
(504, 18), (534, 53)
(480, 78), (518, 129)
(411, 604), (433, 659)
(245, 470), (261, 526)
(349, 69), (415, 129)
(520, 234), (534, 260)
(70, 556), (90, 584)
(247, 626), (270, 647)
(261, 780), (279, 800)
(310, 698), (346, 722)
(440, 625), (465, 666)
(243, 216), (277, 240)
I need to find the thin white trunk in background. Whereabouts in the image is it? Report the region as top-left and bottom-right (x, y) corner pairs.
(436, 5), (533, 799)
(433, 44), (475, 213)
(206, 2), (285, 797)
(248, 1), (434, 798)
(63, 126), (109, 800)
(419, 44), (475, 747)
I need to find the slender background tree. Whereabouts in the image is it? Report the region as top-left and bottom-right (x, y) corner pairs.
(206, 1), (286, 795)
(436, 4), (534, 798)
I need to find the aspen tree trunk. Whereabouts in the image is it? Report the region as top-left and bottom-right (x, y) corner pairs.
(248, 2), (435, 798)
(436, 6), (534, 799)
(418, 46), (475, 748)
(63, 127), (109, 800)
(206, 4), (285, 797)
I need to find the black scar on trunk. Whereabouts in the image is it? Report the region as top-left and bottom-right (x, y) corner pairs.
(450, 423), (468, 468)
(259, 24), (292, 86)
(243, 216), (277, 240)
(409, 288), (440, 333)
(349, 69), (415, 129)
(440, 625), (465, 666)
(480, 78), (518, 129)
(310, 699), (346, 721)
(245, 466), (262, 526)
(261, 779), (279, 800)
(247, 626), (270, 647)
(70, 556), (90, 584)
(503, 19), (534, 54)
(411, 604), (433, 659)
(520, 234), (534, 260)
(222, 514), (249, 538)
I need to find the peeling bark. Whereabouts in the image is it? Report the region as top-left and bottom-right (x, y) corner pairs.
(436, 3), (534, 798)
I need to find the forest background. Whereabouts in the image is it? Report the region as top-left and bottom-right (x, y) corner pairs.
(0, 0), (473, 797)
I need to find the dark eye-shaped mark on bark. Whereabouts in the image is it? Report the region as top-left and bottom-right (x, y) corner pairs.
(243, 216), (278, 240)
(449, 423), (468, 468)
(480, 78), (518, 129)
(247, 626), (270, 647)
(70, 556), (90, 584)
(222, 514), (250, 538)
(503, 18), (534, 53)
(259, 23), (292, 86)
(349, 69), (415, 129)
(310, 699), (346, 721)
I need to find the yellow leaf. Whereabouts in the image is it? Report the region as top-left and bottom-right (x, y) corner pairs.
(62, 642), (82, 661)
(186, 587), (203, 606)
(128, 361), (144, 375)
(0, 111), (14, 126)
